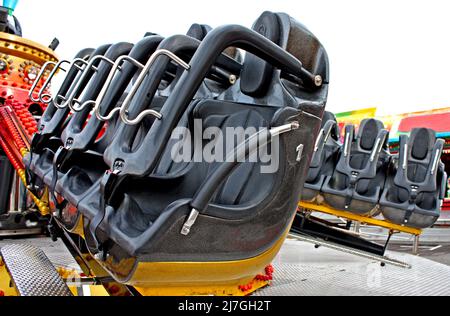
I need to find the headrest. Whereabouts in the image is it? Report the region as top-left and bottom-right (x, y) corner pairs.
(187, 23), (212, 41)
(143, 32), (158, 37)
(281, 14), (329, 83)
(240, 11), (281, 97)
(358, 119), (384, 151)
(410, 128), (436, 160)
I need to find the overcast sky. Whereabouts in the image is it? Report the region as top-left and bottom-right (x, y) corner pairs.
(14, 0), (450, 116)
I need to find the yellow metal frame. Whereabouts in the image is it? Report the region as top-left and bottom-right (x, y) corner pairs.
(119, 226), (291, 296)
(0, 257), (17, 296)
(299, 201), (422, 236)
(0, 32), (58, 63)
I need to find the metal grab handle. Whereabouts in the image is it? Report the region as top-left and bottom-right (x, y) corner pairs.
(369, 130), (388, 163)
(37, 60), (70, 104)
(53, 58), (89, 109)
(69, 55), (117, 112)
(94, 55), (145, 122)
(28, 61), (57, 103)
(119, 49), (190, 125)
(182, 121), (300, 235)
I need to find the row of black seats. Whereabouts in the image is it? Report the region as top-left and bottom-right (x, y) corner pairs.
(301, 113), (447, 229)
(24, 12), (330, 286)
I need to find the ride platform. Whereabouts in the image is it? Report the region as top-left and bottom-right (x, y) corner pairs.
(1, 236), (450, 296)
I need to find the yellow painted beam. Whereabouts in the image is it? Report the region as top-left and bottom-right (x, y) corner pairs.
(299, 201), (422, 236)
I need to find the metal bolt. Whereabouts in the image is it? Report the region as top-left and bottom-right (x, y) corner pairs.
(314, 75), (323, 87)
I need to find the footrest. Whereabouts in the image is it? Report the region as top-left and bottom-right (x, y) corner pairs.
(0, 244), (73, 296)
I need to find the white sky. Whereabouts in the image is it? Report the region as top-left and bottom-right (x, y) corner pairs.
(13, 0), (450, 116)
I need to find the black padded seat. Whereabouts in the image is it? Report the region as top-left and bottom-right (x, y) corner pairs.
(51, 27), (241, 230)
(380, 128), (447, 228)
(24, 48), (94, 192)
(39, 42), (134, 189)
(24, 44), (112, 192)
(321, 119), (391, 215)
(77, 11), (330, 285)
(301, 111), (341, 202)
(48, 36), (166, 219)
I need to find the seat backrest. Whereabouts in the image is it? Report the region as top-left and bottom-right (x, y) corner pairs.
(407, 128), (436, 182)
(394, 128), (444, 193)
(351, 119), (386, 169)
(336, 118), (389, 178)
(219, 12), (329, 117)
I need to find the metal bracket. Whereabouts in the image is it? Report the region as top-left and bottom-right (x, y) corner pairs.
(296, 144), (304, 162)
(181, 209), (200, 236)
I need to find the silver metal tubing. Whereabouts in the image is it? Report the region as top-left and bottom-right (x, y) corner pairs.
(69, 56), (117, 112)
(344, 132), (351, 157)
(269, 121), (300, 137)
(314, 128), (325, 152)
(119, 49), (190, 125)
(53, 58), (90, 109)
(37, 59), (71, 104)
(8, 173), (19, 212)
(413, 235), (420, 255)
(28, 61), (57, 102)
(402, 144), (408, 170)
(369, 133), (387, 163)
(431, 148), (442, 175)
(94, 55), (144, 122)
(289, 233), (412, 269)
(370, 138), (382, 162)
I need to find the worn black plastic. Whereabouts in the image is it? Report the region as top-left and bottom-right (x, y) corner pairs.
(75, 12), (330, 284)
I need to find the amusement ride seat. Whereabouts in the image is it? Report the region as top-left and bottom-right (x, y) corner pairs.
(75, 31), (243, 225)
(25, 43), (134, 194)
(321, 118), (391, 215)
(73, 11), (329, 294)
(301, 111), (341, 202)
(380, 128), (447, 228)
(50, 25), (241, 231)
(24, 45), (109, 194)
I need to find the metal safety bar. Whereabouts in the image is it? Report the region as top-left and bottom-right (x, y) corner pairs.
(69, 56), (117, 112)
(28, 61), (57, 103)
(118, 49), (190, 125)
(37, 59), (71, 104)
(93, 55), (144, 121)
(53, 58), (90, 109)
(181, 121), (299, 236)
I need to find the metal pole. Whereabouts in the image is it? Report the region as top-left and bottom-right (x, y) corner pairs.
(8, 172), (19, 211)
(413, 235), (420, 255)
(353, 222), (361, 234)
